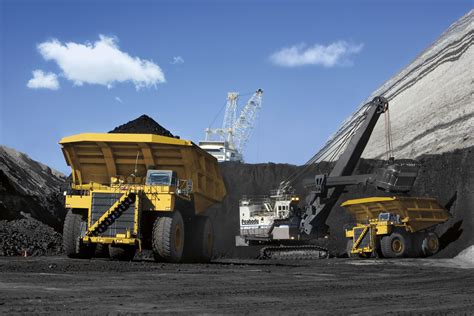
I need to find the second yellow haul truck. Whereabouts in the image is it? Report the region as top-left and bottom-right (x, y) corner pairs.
(60, 133), (226, 262)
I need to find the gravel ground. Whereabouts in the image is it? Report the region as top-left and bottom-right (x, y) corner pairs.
(0, 256), (472, 314)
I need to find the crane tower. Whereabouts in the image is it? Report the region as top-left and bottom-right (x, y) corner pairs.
(199, 89), (263, 162)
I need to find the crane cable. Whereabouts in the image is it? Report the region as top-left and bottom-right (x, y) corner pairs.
(282, 111), (363, 186)
(207, 100), (229, 130)
(280, 121), (357, 188)
(280, 101), (372, 188)
(384, 106), (393, 161)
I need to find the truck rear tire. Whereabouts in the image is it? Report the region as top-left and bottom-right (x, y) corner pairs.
(109, 245), (136, 261)
(152, 211), (185, 263)
(410, 232), (425, 258)
(421, 232), (439, 257)
(63, 210), (94, 259)
(185, 216), (214, 263)
(380, 229), (412, 258)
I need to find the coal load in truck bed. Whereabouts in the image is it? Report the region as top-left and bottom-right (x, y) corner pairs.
(109, 114), (175, 137)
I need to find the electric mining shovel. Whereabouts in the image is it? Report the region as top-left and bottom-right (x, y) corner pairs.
(237, 96), (449, 259)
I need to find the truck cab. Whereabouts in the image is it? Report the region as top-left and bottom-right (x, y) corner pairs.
(146, 170), (177, 187)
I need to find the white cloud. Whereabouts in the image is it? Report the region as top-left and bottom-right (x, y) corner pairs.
(115, 96), (123, 103)
(27, 70), (60, 90)
(171, 56), (184, 64)
(270, 41), (363, 67)
(37, 35), (165, 89)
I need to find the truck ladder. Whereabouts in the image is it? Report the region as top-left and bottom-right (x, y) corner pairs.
(353, 226), (369, 249)
(86, 192), (136, 237)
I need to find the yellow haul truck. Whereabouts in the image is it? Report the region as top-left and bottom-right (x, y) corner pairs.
(60, 133), (226, 262)
(343, 197), (450, 258)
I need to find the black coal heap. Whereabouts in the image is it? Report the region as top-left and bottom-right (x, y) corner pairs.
(109, 115), (175, 138)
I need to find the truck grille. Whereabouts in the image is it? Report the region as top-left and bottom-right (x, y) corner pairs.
(353, 227), (371, 249)
(91, 193), (135, 237)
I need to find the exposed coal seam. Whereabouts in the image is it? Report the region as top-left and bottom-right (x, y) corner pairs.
(441, 10), (473, 39)
(330, 29), (473, 151)
(383, 15), (472, 84)
(373, 111), (474, 159)
(384, 31), (473, 101)
(405, 10), (473, 65)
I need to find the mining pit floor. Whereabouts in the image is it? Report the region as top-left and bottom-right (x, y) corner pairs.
(0, 256), (473, 314)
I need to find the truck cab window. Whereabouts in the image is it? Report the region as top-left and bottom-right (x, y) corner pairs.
(146, 170), (176, 186)
(149, 173), (171, 185)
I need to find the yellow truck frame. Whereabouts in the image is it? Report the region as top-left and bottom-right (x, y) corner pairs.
(60, 133), (226, 262)
(342, 197), (450, 258)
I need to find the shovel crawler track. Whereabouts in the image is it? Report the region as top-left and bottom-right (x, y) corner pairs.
(259, 245), (329, 260)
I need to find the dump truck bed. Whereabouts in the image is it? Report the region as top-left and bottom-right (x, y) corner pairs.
(60, 133), (226, 213)
(341, 197), (450, 232)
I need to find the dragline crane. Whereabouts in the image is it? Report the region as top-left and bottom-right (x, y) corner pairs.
(199, 89), (263, 162)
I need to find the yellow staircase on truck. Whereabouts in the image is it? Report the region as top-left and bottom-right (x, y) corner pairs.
(86, 191), (136, 237)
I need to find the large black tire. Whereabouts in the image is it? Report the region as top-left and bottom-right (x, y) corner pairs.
(410, 232), (425, 258)
(346, 239), (357, 258)
(380, 229), (412, 258)
(152, 211), (185, 263)
(108, 245), (136, 261)
(62, 210), (94, 259)
(421, 232), (440, 257)
(184, 216), (214, 263)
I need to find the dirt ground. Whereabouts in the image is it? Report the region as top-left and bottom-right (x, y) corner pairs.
(0, 256), (473, 314)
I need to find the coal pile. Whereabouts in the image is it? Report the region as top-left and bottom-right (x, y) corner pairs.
(0, 217), (62, 256)
(109, 114), (175, 137)
(0, 146), (67, 231)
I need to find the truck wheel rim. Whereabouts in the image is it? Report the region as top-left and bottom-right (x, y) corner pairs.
(392, 239), (403, 253)
(174, 225), (182, 252)
(428, 237), (438, 251)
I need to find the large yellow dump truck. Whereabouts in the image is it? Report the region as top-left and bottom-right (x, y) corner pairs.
(60, 133), (226, 262)
(343, 197), (450, 258)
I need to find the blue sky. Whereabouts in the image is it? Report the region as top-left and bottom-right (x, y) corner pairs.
(0, 0), (471, 174)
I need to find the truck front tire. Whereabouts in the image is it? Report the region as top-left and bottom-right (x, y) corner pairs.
(346, 239), (357, 258)
(63, 210), (94, 259)
(380, 229), (412, 258)
(152, 211), (185, 263)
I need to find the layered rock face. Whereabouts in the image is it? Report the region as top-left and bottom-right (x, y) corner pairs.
(343, 10), (473, 160)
